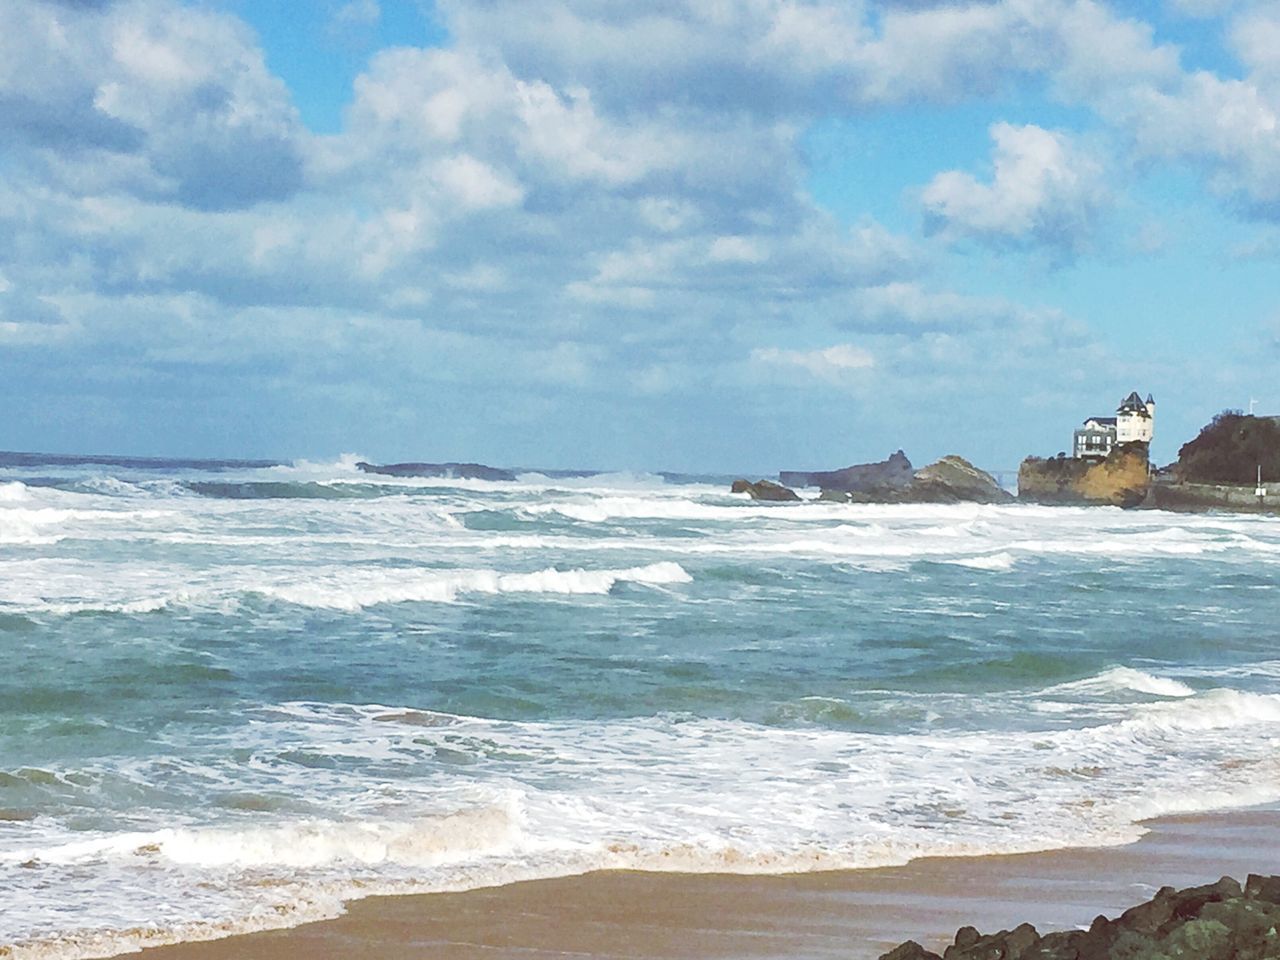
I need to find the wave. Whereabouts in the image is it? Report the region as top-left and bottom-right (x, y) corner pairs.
(1046, 666), (1196, 699)
(0, 481), (32, 502)
(10, 684), (1280, 959)
(10, 802), (522, 871)
(260, 562), (692, 611)
(942, 552), (1017, 571)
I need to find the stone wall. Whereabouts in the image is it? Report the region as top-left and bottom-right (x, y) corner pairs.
(1150, 480), (1279, 513)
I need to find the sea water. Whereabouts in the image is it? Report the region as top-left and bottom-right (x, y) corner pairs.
(2, 453), (1280, 958)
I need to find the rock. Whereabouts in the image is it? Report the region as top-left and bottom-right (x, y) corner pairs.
(877, 876), (1280, 960)
(781, 450), (915, 493)
(882, 941), (943, 960)
(954, 928), (981, 950)
(1116, 885), (1176, 935)
(944, 923), (1039, 960)
(730, 479), (800, 502)
(909, 456), (1013, 504)
(1017, 443), (1150, 507)
(356, 461), (518, 482)
(818, 489), (853, 503)
(1245, 874), (1280, 903)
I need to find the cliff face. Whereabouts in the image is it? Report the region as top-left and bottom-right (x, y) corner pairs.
(1017, 443), (1150, 507)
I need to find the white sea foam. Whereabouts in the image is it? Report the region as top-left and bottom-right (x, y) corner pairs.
(8, 471), (1280, 958)
(944, 551), (1017, 571)
(0, 480), (32, 502)
(8, 681), (1280, 959)
(1048, 667), (1197, 699)
(260, 561), (692, 611)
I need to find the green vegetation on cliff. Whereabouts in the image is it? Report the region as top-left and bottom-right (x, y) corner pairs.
(1175, 412), (1280, 484)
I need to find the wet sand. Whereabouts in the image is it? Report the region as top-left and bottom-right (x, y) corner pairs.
(135, 806), (1280, 960)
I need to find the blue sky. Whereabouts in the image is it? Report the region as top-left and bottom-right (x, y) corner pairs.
(1, 0), (1278, 472)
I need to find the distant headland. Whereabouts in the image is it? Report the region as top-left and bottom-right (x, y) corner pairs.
(349, 394), (1280, 514)
(729, 393), (1280, 513)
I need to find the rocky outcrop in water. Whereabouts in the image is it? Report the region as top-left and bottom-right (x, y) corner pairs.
(356, 461), (518, 482)
(910, 456), (1012, 504)
(879, 875), (1280, 960)
(730, 479), (801, 501)
(781, 450), (915, 494)
(1017, 443), (1150, 507)
(813, 456), (1010, 504)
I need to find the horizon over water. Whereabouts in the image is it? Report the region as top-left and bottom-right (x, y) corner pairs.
(3, 450), (1280, 959)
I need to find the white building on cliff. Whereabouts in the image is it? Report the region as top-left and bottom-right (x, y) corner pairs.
(1073, 392), (1155, 459)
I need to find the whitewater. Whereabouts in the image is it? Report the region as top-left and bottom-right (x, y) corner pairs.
(2, 453), (1280, 959)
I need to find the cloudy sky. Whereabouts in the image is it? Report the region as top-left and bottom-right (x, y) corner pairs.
(2, 0), (1278, 471)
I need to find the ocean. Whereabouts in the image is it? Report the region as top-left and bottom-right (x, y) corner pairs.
(2, 453), (1279, 959)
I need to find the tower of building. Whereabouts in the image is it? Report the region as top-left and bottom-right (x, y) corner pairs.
(1116, 391), (1154, 444)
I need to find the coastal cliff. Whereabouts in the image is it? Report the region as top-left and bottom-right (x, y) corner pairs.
(1017, 443), (1150, 507)
(1171, 411), (1280, 484)
(1146, 412), (1280, 513)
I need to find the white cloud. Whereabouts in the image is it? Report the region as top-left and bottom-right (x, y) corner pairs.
(708, 236), (768, 264)
(333, 0), (381, 30)
(752, 343), (875, 380)
(921, 123), (1109, 254)
(432, 153), (525, 211)
(1, 0), (1262, 466)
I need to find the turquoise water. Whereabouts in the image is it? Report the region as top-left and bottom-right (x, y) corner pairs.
(3, 454), (1280, 957)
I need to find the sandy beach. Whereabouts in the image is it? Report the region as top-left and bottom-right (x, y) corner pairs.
(126, 805), (1280, 960)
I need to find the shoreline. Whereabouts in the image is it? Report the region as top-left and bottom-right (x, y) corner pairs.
(112, 804), (1280, 960)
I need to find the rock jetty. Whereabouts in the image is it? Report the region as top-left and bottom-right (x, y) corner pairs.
(730, 479), (800, 501)
(879, 875), (1280, 960)
(1017, 443), (1150, 507)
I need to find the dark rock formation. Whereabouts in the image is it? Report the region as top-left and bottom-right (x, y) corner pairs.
(878, 875), (1280, 960)
(807, 457), (1010, 505)
(730, 479), (800, 501)
(781, 450), (915, 494)
(1174, 411), (1280, 485)
(1017, 443), (1150, 507)
(356, 461), (518, 482)
(909, 456), (1013, 504)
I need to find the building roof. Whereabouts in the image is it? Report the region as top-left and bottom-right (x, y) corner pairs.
(1080, 417), (1117, 427)
(1118, 391), (1151, 416)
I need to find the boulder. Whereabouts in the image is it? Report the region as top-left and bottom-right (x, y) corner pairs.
(730, 479), (800, 501)
(878, 875), (1280, 960)
(909, 456), (1013, 504)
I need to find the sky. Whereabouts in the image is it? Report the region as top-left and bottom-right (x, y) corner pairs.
(2, 0), (1279, 472)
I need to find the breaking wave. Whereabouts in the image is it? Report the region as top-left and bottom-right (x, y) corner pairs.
(260, 562), (693, 611)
